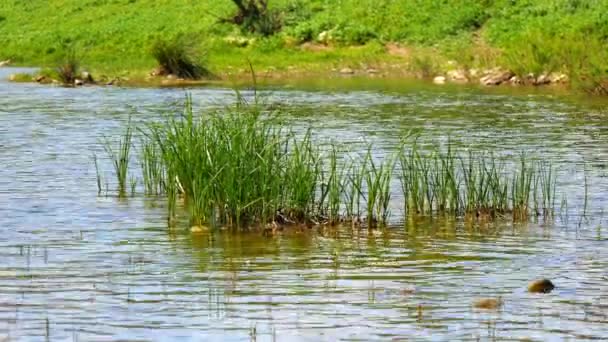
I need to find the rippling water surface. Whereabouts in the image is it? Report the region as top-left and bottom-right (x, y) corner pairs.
(1, 68), (608, 341)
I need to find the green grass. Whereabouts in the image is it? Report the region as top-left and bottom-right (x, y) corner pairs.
(1, 1), (607, 91)
(97, 95), (565, 229)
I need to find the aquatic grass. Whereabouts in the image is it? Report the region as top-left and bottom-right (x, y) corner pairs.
(130, 176), (137, 196)
(361, 147), (396, 227)
(511, 152), (534, 221)
(321, 144), (346, 225)
(96, 96), (573, 229)
(344, 158), (365, 224)
(283, 129), (322, 222)
(102, 118), (133, 196)
(145, 94), (322, 227)
(139, 137), (166, 195)
(93, 153), (103, 195)
(538, 161), (556, 217)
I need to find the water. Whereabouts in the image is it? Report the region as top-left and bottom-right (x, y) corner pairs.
(1, 68), (608, 341)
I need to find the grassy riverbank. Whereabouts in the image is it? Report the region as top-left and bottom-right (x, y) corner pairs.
(1, 1), (607, 92)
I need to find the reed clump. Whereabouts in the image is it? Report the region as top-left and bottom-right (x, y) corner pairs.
(102, 118), (133, 196)
(150, 36), (212, 80)
(56, 48), (80, 85)
(98, 95), (561, 229)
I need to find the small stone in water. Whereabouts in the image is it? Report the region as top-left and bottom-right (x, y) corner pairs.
(473, 297), (502, 310)
(528, 279), (555, 293)
(190, 225), (209, 234)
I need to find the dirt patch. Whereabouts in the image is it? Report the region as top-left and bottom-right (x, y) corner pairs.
(386, 43), (410, 57)
(300, 42), (334, 52)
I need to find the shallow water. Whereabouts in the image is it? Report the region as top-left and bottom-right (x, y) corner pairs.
(1, 68), (608, 341)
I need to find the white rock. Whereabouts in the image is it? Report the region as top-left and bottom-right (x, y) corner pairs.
(447, 69), (467, 82)
(549, 73), (568, 83)
(81, 71), (94, 83)
(433, 76), (446, 85)
(480, 70), (514, 86)
(509, 75), (522, 85)
(318, 30), (331, 43)
(340, 67), (354, 75)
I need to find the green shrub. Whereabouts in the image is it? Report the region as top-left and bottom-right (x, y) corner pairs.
(150, 36), (212, 79)
(331, 23), (377, 45)
(408, 54), (439, 78)
(227, 0), (283, 36)
(56, 48), (80, 85)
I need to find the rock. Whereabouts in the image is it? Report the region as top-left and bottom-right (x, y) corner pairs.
(8, 74), (16, 81)
(447, 69), (468, 82)
(190, 225), (209, 234)
(534, 74), (551, 86)
(528, 279), (555, 293)
(81, 71), (94, 83)
(0, 59), (11, 67)
(509, 76), (522, 85)
(74, 79), (84, 86)
(317, 30), (332, 44)
(480, 70), (514, 86)
(224, 36), (251, 47)
(525, 73), (536, 83)
(473, 297), (502, 310)
(469, 68), (480, 78)
(366, 68), (379, 74)
(166, 74), (177, 80)
(35, 75), (46, 83)
(339, 67), (354, 75)
(549, 72), (568, 84)
(433, 76), (446, 85)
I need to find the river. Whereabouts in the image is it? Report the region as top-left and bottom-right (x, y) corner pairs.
(1, 68), (607, 341)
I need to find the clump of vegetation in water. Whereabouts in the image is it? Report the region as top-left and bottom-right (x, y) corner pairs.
(56, 47), (80, 85)
(96, 94), (565, 230)
(101, 118), (134, 196)
(139, 137), (166, 196)
(150, 36), (213, 80)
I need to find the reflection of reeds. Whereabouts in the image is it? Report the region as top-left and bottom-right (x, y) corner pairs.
(96, 95), (564, 229)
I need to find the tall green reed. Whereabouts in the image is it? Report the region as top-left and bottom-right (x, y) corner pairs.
(102, 118), (133, 196)
(139, 137), (166, 195)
